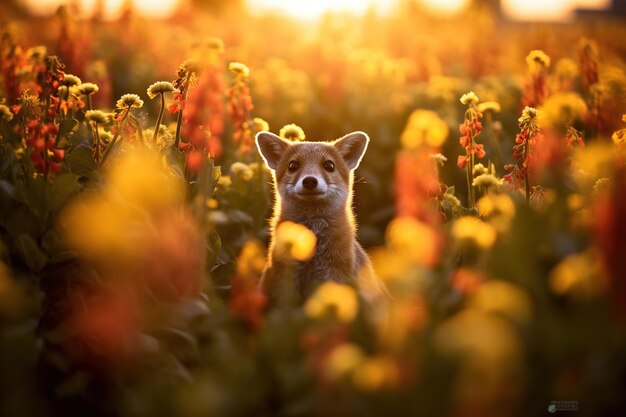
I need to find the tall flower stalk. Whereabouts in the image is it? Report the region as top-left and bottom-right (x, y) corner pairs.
(170, 60), (199, 149)
(523, 50), (550, 108)
(101, 94), (143, 162)
(457, 92), (485, 208)
(85, 110), (107, 164)
(504, 107), (542, 203)
(227, 62), (255, 154)
(147, 81), (176, 143)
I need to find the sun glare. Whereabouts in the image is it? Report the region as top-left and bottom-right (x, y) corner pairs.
(247, 0), (394, 18)
(502, 0), (611, 21)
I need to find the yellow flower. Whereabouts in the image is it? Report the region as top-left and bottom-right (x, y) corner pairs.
(229, 62), (250, 78)
(0, 104), (14, 122)
(107, 147), (184, 209)
(78, 82), (99, 96)
(386, 217), (439, 266)
(147, 81), (176, 99)
(64, 148), (185, 260)
(460, 91), (479, 106)
(62, 74), (81, 87)
(472, 163), (488, 176)
(85, 110), (108, 124)
(116, 94), (143, 110)
(248, 117), (269, 133)
(304, 281), (358, 323)
(451, 216), (497, 248)
(352, 356), (398, 391)
(477, 193), (515, 218)
(477, 101), (501, 113)
(400, 109), (449, 149)
(236, 239), (267, 281)
(279, 123), (306, 141)
(274, 221), (317, 261)
(472, 173), (502, 188)
(554, 58), (578, 80)
(26, 46), (46, 60)
(470, 280), (532, 324)
(324, 343), (365, 380)
(572, 143), (616, 185)
(434, 309), (522, 364)
(540, 92), (588, 129)
(550, 250), (606, 299)
(526, 49), (551, 71)
(519, 106), (541, 125)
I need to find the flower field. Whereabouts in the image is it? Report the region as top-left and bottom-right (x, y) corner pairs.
(1, 1), (626, 416)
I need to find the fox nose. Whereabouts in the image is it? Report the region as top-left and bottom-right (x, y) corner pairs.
(302, 176), (318, 190)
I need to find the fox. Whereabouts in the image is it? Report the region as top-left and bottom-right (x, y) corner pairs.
(255, 130), (389, 309)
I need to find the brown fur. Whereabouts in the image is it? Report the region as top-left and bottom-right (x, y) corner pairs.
(256, 131), (389, 308)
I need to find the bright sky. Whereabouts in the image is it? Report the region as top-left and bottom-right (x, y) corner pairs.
(20, 0), (612, 21)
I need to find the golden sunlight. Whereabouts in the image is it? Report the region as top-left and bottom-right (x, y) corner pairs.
(21, 0), (180, 19)
(502, 0), (611, 21)
(419, 0), (469, 15)
(247, 0), (394, 17)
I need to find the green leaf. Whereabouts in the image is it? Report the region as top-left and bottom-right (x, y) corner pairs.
(64, 145), (97, 176)
(15, 233), (48, 272)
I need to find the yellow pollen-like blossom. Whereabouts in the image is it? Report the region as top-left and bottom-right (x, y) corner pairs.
(304, 281), (358, 323)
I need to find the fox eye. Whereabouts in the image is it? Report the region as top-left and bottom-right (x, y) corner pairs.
(323, 160), (335, 172)
(288, 161), (299, 172)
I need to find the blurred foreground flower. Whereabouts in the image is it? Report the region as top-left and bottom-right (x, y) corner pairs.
(62, 147), (203, 363)
(351, 355), (399, 391)
(386, 216), (440, 266)
(305, 281), (359, 323)
(274, 221), (316, 261)
(477, 193), (516, 233)
(550, 249), (606, 299)
(435, 309), (525, 416)
(452, 216), (497, 249)
(230, 240), (268, 330)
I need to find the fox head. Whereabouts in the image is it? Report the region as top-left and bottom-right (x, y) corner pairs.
(255, 131), (369, 210)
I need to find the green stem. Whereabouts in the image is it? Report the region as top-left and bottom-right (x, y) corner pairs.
(101, 108), (130, 163)
(523, 136), (531, 204)
(174, 77), (191, 149)
(152, 93), (165, 143)
(93, 122), (101, 164)
(466, 159), (472, 208)
(87, 94), (93, 111)
(469, 151), (475, 207)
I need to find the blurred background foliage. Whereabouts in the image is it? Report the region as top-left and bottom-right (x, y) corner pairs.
(1, 0), (626, 416)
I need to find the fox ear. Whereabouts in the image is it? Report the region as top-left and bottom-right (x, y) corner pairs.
(334, 131), (370, 170)
(256, 131), (290, 170)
